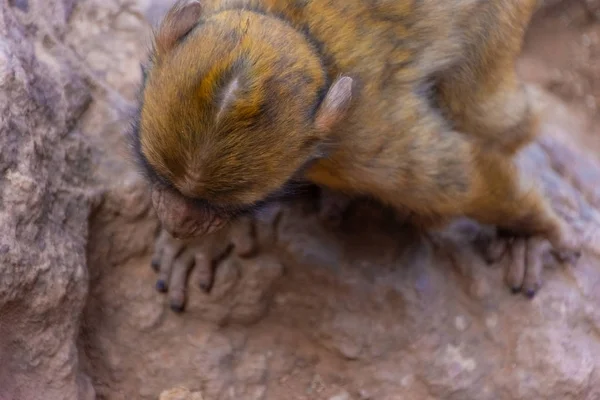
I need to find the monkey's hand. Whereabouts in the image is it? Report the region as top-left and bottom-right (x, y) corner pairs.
(150, 220), (256, 313)
(477, 226), (580, 298)
(476, 135), (597, 298)
(151, 228), (216, 312)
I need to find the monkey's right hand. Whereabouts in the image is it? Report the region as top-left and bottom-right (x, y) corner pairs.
(151, 227), (239, 313)
(150, 216), (260, 313)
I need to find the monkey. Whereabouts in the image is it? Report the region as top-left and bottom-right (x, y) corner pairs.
(130, 0), (581, 298)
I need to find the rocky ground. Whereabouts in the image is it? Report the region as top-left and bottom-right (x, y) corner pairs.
(1, 1), (600, 399)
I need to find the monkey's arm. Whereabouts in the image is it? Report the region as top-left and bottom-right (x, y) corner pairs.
(470, 132), (600, 296)
(350, 89), (580, 297)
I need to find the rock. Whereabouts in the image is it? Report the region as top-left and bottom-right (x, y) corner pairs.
(329, 391), (351, 400)
(0, 1), (94, 400)
(159, 387), (204, 400)
(2, 0), (600, 400)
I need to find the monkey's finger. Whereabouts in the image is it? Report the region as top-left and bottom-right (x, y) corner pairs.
(156, 241), (184, 293)
(231, 218), (257, 257)
(551, 247), (582, 266)
(167, 250), (196, 313)
(234, 233), (257, 258)
(485, 239), (508, 264)
(151, 254), (162, 272)
(548, 223), (582, 265)
(473, 233), (506, 265)
(193, 253), (214, 293)
(506, 239), (526, 294)
(522, 237), (546, 299)
(254, 202), (283, 226)
(151, 230), (170, 272)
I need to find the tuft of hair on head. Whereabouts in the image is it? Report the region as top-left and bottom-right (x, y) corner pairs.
(153, 0), (203, 60)
(215, 75), (241, 125)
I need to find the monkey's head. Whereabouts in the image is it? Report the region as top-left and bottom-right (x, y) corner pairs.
(131, 1), (353, 239)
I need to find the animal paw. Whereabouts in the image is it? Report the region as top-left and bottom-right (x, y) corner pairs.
(150, 223), (253, 312)
(151, 229), (212, 312)
(476, 231), (581, 298)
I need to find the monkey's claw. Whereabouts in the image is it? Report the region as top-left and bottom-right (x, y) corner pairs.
(169, 298), (185, 313)
(151, 258), (161, 272)
(155, 279), (168, 293)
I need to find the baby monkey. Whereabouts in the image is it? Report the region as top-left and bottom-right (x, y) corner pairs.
(132, 0), (580, 297)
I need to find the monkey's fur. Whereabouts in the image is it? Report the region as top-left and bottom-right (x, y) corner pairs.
(132, 0), (580, 296)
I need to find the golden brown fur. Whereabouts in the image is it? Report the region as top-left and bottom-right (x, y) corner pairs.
(132, 0), (580, 295)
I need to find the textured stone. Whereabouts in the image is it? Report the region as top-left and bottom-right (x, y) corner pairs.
(0, 1), (93, 399)
(2, 1), (600, 400)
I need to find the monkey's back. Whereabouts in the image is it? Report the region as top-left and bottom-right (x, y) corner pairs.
(200, 0), (479, 85)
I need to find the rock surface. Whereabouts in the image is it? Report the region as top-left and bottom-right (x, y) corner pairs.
(159, 387), (205, 400)
(0, 1), (94, 399)
(1, 1), (600, 400)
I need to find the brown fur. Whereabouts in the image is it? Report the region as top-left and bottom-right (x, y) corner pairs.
(132, 0), (579, 284)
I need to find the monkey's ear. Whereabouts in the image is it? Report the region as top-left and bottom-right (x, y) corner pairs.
(314, 76), (354, 133)
(155, 0), (203, 58)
